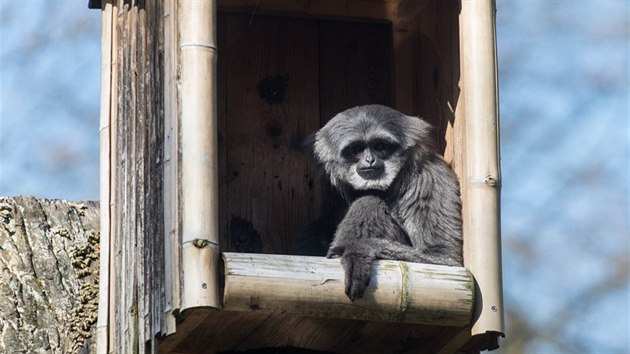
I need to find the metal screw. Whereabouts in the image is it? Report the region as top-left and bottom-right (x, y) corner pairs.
(201, 283), (207, 289)
(491, 305), (498, 312)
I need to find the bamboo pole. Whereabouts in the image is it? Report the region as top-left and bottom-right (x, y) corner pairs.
(96, 2), (114, 353)
(178, 0), (220, 311)
(223, 253), (474, 326)
(459, 0), (505, 338)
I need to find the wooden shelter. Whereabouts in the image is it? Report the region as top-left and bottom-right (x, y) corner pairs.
(91, 0), (504, 353)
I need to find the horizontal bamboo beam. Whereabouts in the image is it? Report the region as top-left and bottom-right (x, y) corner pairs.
(223, 253), (474, 326)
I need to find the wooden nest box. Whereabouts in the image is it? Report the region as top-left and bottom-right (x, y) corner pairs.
(93, 0), (504, 353)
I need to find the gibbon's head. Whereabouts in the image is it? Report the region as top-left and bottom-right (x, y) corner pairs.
(314, 105), (433, 192)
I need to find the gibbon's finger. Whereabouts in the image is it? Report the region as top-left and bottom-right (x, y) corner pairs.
(341, 255), (354, 298)
(326, 245), (343, 258)
(342, 253), (373, 301)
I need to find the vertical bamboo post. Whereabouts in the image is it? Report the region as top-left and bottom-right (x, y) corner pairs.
(459, 0), (505, 338)
(178, 0), (220, 311)
(96, 2), (114, 353)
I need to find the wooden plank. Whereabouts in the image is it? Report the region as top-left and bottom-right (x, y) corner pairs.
(108, 2), (120, 350)
(136, 5), (149, 349)
(114, 1), (132, 350)
(318, 20), (392, 123)
(410, 2), (444, 154)
(440, 1), (461, 166)
(109, 2), (167, 352)
(217, 0), (398, 21)
(158, 309), (214, 353)
(143, 0), (166, 349)
(162, 0), (180, 337)
(392, 18), (415, 115)
(223, 14), (320, 254)
(96, 2), (114, 353)
(223, 253), (474, 327)
(161, 310), (460, 353)
(391, 1), (461, 159)
(217, 13), (229, 254)
(412, 1), (461, 157)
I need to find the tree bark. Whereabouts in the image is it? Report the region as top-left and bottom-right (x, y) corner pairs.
(0, 196), (99, 354)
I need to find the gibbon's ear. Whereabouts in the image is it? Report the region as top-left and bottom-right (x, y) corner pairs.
(300, 131), (318, 154)
(314, 129), (336, 164)
(402, 115), (435, 151)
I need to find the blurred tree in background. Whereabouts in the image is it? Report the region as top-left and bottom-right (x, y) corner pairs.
(496, 1), (628, 353)
(0, 1), (628, 352)
(1, 1), (100, 200)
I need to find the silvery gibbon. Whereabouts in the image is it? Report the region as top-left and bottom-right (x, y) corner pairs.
(295, 105), (463, 301)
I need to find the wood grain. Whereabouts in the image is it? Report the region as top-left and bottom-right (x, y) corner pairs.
(223, 253), (474, 326)
(318, 20), (392, 123)
(223, 14), (320, 254)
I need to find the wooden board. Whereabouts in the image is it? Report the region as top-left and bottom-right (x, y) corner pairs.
(221, 13), (321, 254)
(318, 20), (392, 123)
(162, 310), (455, 354)
(390, 1), (460, 158)
(108, 1), (166, 352)
(217, 0), (399, 22)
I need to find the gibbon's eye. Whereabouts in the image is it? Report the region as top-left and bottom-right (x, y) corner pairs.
(371, 139), (399, 156)
(342, 141), (366, 160)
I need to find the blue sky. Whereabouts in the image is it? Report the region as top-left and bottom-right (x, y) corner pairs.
(1, 1), (628, 352)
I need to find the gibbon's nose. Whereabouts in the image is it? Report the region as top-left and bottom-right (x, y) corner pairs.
(364, 150), (375, 165)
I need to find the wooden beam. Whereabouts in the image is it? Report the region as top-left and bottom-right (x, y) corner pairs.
(223, 253), (474, 327)
(217, 0), (398, 21)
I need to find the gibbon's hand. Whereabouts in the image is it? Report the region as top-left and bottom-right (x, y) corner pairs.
(327, 241), (375, 301)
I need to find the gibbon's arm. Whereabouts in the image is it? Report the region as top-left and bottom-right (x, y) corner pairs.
(329, 237), (461, 301)
(325, 195), (461, 300)
(324, 196), (409, 300)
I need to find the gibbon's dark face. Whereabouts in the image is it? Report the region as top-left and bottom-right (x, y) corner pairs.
(315, 105), (431, 191)
(340, 135), (401, 186)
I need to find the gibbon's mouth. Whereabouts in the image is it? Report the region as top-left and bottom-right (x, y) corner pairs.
(357, 166), (385, 180)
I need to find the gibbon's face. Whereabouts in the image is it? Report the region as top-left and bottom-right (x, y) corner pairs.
(339, 134), (405, 191)
(315, 105), (428, 192)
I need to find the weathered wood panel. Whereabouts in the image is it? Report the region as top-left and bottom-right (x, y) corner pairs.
(162, 0), (180, 338)
(108, 1), (165, 353)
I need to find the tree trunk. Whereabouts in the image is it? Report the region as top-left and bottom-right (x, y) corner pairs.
(0, 196), (99, 354)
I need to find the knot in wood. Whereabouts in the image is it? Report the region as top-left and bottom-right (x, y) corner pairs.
(483, 175), (498, 186)
(257, 75), (288, 105)
(266, 120), (283, 138)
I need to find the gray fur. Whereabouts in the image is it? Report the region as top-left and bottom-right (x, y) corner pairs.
(298, 104), (463, 301)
